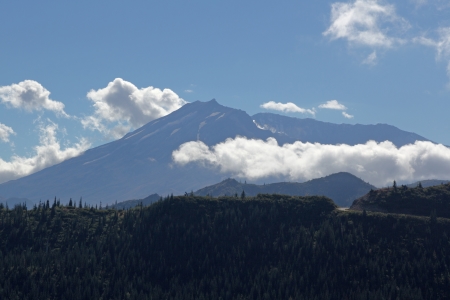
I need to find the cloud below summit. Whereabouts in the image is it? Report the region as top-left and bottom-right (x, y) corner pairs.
(173, 137), (450, 187)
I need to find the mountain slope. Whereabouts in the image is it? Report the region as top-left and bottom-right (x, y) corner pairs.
(195, 172), (376, 207)
(0, 100), (272, 204)
(253, 113), (431, 147)
(0, 100), (434, 205)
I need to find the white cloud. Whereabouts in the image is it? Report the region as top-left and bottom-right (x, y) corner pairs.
(172, 137), (450, 187)
(342, 111), (354, 118)
(362, 50), (378, 65)
(0, 123), (15, 143)
(319, 100), (347, 110)
(0, 121), (90, 184)
(0, 80), (69, 117)
(415, 27), (450, 83)
(83, 78), (187, 138)
(260, 101), (315, 115)
(184, 89), (194, 93)
(323, 0), (409, 48)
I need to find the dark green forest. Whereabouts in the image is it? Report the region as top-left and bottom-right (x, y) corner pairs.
(351, 182), (450, 218)
(1, 195), (450, 299)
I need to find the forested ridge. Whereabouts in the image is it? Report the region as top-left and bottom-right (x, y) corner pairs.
(0, 195), (450, 299)
(351, 182), (450, 218)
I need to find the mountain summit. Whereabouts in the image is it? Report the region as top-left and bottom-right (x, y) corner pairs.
(0, 100), (271, 204)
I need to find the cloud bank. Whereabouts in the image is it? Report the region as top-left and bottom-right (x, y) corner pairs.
(0, 122), (90, 184)
(0, 80), (69, 117)
(323, 0), (409, 48)
(172, 137), (450, 187)
(83, 78), (187, 138)
(0, 124), (15, 143)
(260, 101), (315, 115)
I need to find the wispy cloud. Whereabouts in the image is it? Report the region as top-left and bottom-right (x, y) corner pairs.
(342, 111), (354, 119)
(260, 101), (315, 115)
(0, 121), (90, 184)
(323, 0), (409, 48)
(184, 89), (194, 93)
(83, 78), (187, 139)
(362, 50), (378, 65)
(0, 80), (69, 117)
(414, 27), (450, 84)
(0, 123), (15, 143)
(173, 137), (450, 187)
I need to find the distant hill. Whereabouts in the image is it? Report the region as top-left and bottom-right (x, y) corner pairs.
(109, 193), (160, 210)
(406, 180), (450, 188)
(195, 172), (376, 207)
(0, 196), (33, 208)
(253, 112), (431, 147)
(350, 183), (450, 218)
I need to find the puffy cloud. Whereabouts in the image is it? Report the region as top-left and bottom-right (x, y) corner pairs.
(172, 137), (450, 187)
(342, 112), (354, 119)
(260, 101), (315, 115)
(83, 78), (187, 138)
(0, 80), (69, 117)
(319, 100), (354, 118)
(0, 122), (90, 184)
(0, 123), (15, 143)
(319, 100), (347, 110)
(323, 0), (409, 48)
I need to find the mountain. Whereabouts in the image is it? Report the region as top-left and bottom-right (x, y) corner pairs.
(195, 172), (376, 207)
(110, 193), (161, 210)
(0, 196), (34, 209)
(0, 100), (273, 204)
(0, 100), (433, 205)
(350, 183), (450, 218)
(253, 112), (431, 147)
(406, 179), (450, 188)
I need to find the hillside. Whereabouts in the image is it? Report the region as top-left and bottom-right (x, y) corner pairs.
(350, 183), (450, 218)
(0, 195), (449, 299)
(195, 172), (376, 207)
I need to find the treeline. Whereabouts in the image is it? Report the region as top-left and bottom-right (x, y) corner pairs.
(0, 194), (449, 299)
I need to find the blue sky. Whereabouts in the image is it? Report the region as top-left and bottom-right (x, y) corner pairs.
(1, 0), (450, 183)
